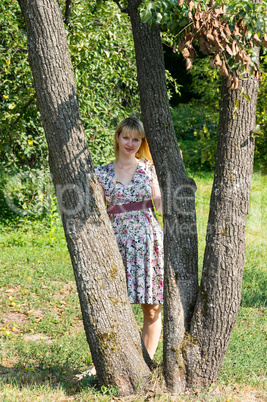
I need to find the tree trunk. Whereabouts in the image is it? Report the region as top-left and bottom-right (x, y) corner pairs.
(17, 0), (260, 394)
(186, 72), (259, 386)
(126, 0), (199, 392)
(17, 0), (151, 394)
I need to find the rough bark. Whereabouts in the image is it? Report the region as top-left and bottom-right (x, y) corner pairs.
(186, 71), (259, 386)
(126, 0), (199, 392)
(17, 0), (151, 394)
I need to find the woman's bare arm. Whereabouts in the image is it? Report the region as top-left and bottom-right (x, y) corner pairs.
(152, 178), (162, 215)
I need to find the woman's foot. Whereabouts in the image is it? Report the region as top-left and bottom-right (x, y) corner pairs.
(86, 365), (96, 376)
(74, 365), (96, 381)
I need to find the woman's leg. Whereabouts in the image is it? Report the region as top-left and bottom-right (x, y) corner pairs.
(141, 303), (162, 359)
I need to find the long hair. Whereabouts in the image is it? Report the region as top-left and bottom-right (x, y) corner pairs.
(114, 117), (152, 161)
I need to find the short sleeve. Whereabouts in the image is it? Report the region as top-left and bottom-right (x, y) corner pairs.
(141, 160), (157, 183)
(146, 161), (157, 182)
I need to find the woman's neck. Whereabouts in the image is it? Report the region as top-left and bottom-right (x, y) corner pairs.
(116, 154), (138, 168)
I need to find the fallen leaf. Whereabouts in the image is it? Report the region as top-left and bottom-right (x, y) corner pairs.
(187, 0), (194, 11)
(220, 60), (229, 77)
(214, 37), (224, 53)
(186, 57), (193, 70)
(182, 48), (190, 58)
(199, 36), (207, 52)
(206, 33), (215, 44)
(223, 24), (232, 37)
(194, 19), (200, 30)
(178, 41), (186, 52)
(214, 53), (222, 66)
(231, 76), (239, 90)
(227, 75), (233, 88)
(210, 58), (215, 69)
(5, 289), (15, 293)
(225, 44), (233, 56)
(185, 32), (194, 42)
(233, 25), (241, 38)
(189, 47), (196, 58)
(232, 40), (238, 56)
(253, 33), (261, 47)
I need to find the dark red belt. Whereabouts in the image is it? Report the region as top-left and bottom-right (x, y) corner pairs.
(107, 199), (153, 214)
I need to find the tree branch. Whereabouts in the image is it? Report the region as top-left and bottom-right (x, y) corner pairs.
(64, 0), (72, 25)
(114, 0), (128, 13)
(9, 96), (36, 133)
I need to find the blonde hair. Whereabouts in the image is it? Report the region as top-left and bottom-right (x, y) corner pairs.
(114, 117), (152, 161)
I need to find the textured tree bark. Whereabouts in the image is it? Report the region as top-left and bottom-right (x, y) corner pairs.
(17, 0), (151, 394)
(126, 0), (199, 392)
(16, 0), (260, 394)
(186, 71), (259, 386)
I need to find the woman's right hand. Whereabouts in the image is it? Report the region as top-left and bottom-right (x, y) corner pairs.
(99, 185), (106, 205)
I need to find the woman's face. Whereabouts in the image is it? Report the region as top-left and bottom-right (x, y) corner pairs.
(116, 130), (143, 157)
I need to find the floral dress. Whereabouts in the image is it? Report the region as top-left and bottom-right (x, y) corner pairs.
(95, 159), (164, 304)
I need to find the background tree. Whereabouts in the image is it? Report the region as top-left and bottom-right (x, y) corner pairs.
(0, 0), (140, 174)
(140, 0), (267, 172)
(135, 0), (263, 391)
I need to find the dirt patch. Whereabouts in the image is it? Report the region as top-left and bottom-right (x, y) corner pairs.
(1, 311), (28, 327)
(26, 308), (45, 317)
(23, 333), (53, 344)
(53, 283), (76, 300)
(201, 384), (266, 401)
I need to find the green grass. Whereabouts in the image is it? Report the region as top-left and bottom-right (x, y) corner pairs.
(0, 172), (266, 400)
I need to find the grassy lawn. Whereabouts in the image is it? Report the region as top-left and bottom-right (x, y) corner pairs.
(0, 172), (266, 401)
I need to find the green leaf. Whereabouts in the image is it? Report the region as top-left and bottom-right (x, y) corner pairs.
(155, 12), (163, 24)
(241, 93), (251, 102)
(141, 9), (153, 24)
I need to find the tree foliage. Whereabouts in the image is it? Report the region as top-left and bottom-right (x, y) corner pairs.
(66, 0), (140, 166)
(0, 0), (45, 172)
(172, 50), (266, 171)
(140, 0), (266, 80)
(0, 0), (140, 172)
(145, 0), (267, 171)
(1, 0), (265, 176)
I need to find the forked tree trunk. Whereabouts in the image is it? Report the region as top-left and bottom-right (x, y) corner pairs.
(127, 0), (259, 392)
(126, 0), (199, 392)
(17, 0), (151, 394)
(186, 72), (259, 386)
(17, 0), (260, 394)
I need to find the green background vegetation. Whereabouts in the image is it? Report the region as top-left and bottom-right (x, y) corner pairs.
(0, 0), (266, 400)
(0, 172), (266, 400)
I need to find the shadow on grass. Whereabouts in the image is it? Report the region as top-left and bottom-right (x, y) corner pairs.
(241, 267), (266, 308)
(0, 362), (99, 396)
(0, 193), (46, 228)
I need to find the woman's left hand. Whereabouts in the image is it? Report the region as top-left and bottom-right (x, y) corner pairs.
(152, 178), (162, 215)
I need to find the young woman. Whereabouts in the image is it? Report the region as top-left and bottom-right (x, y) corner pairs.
(95, 117), (164, 360)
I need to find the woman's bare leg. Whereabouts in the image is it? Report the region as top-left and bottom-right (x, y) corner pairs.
(141, 304), (162, 359)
